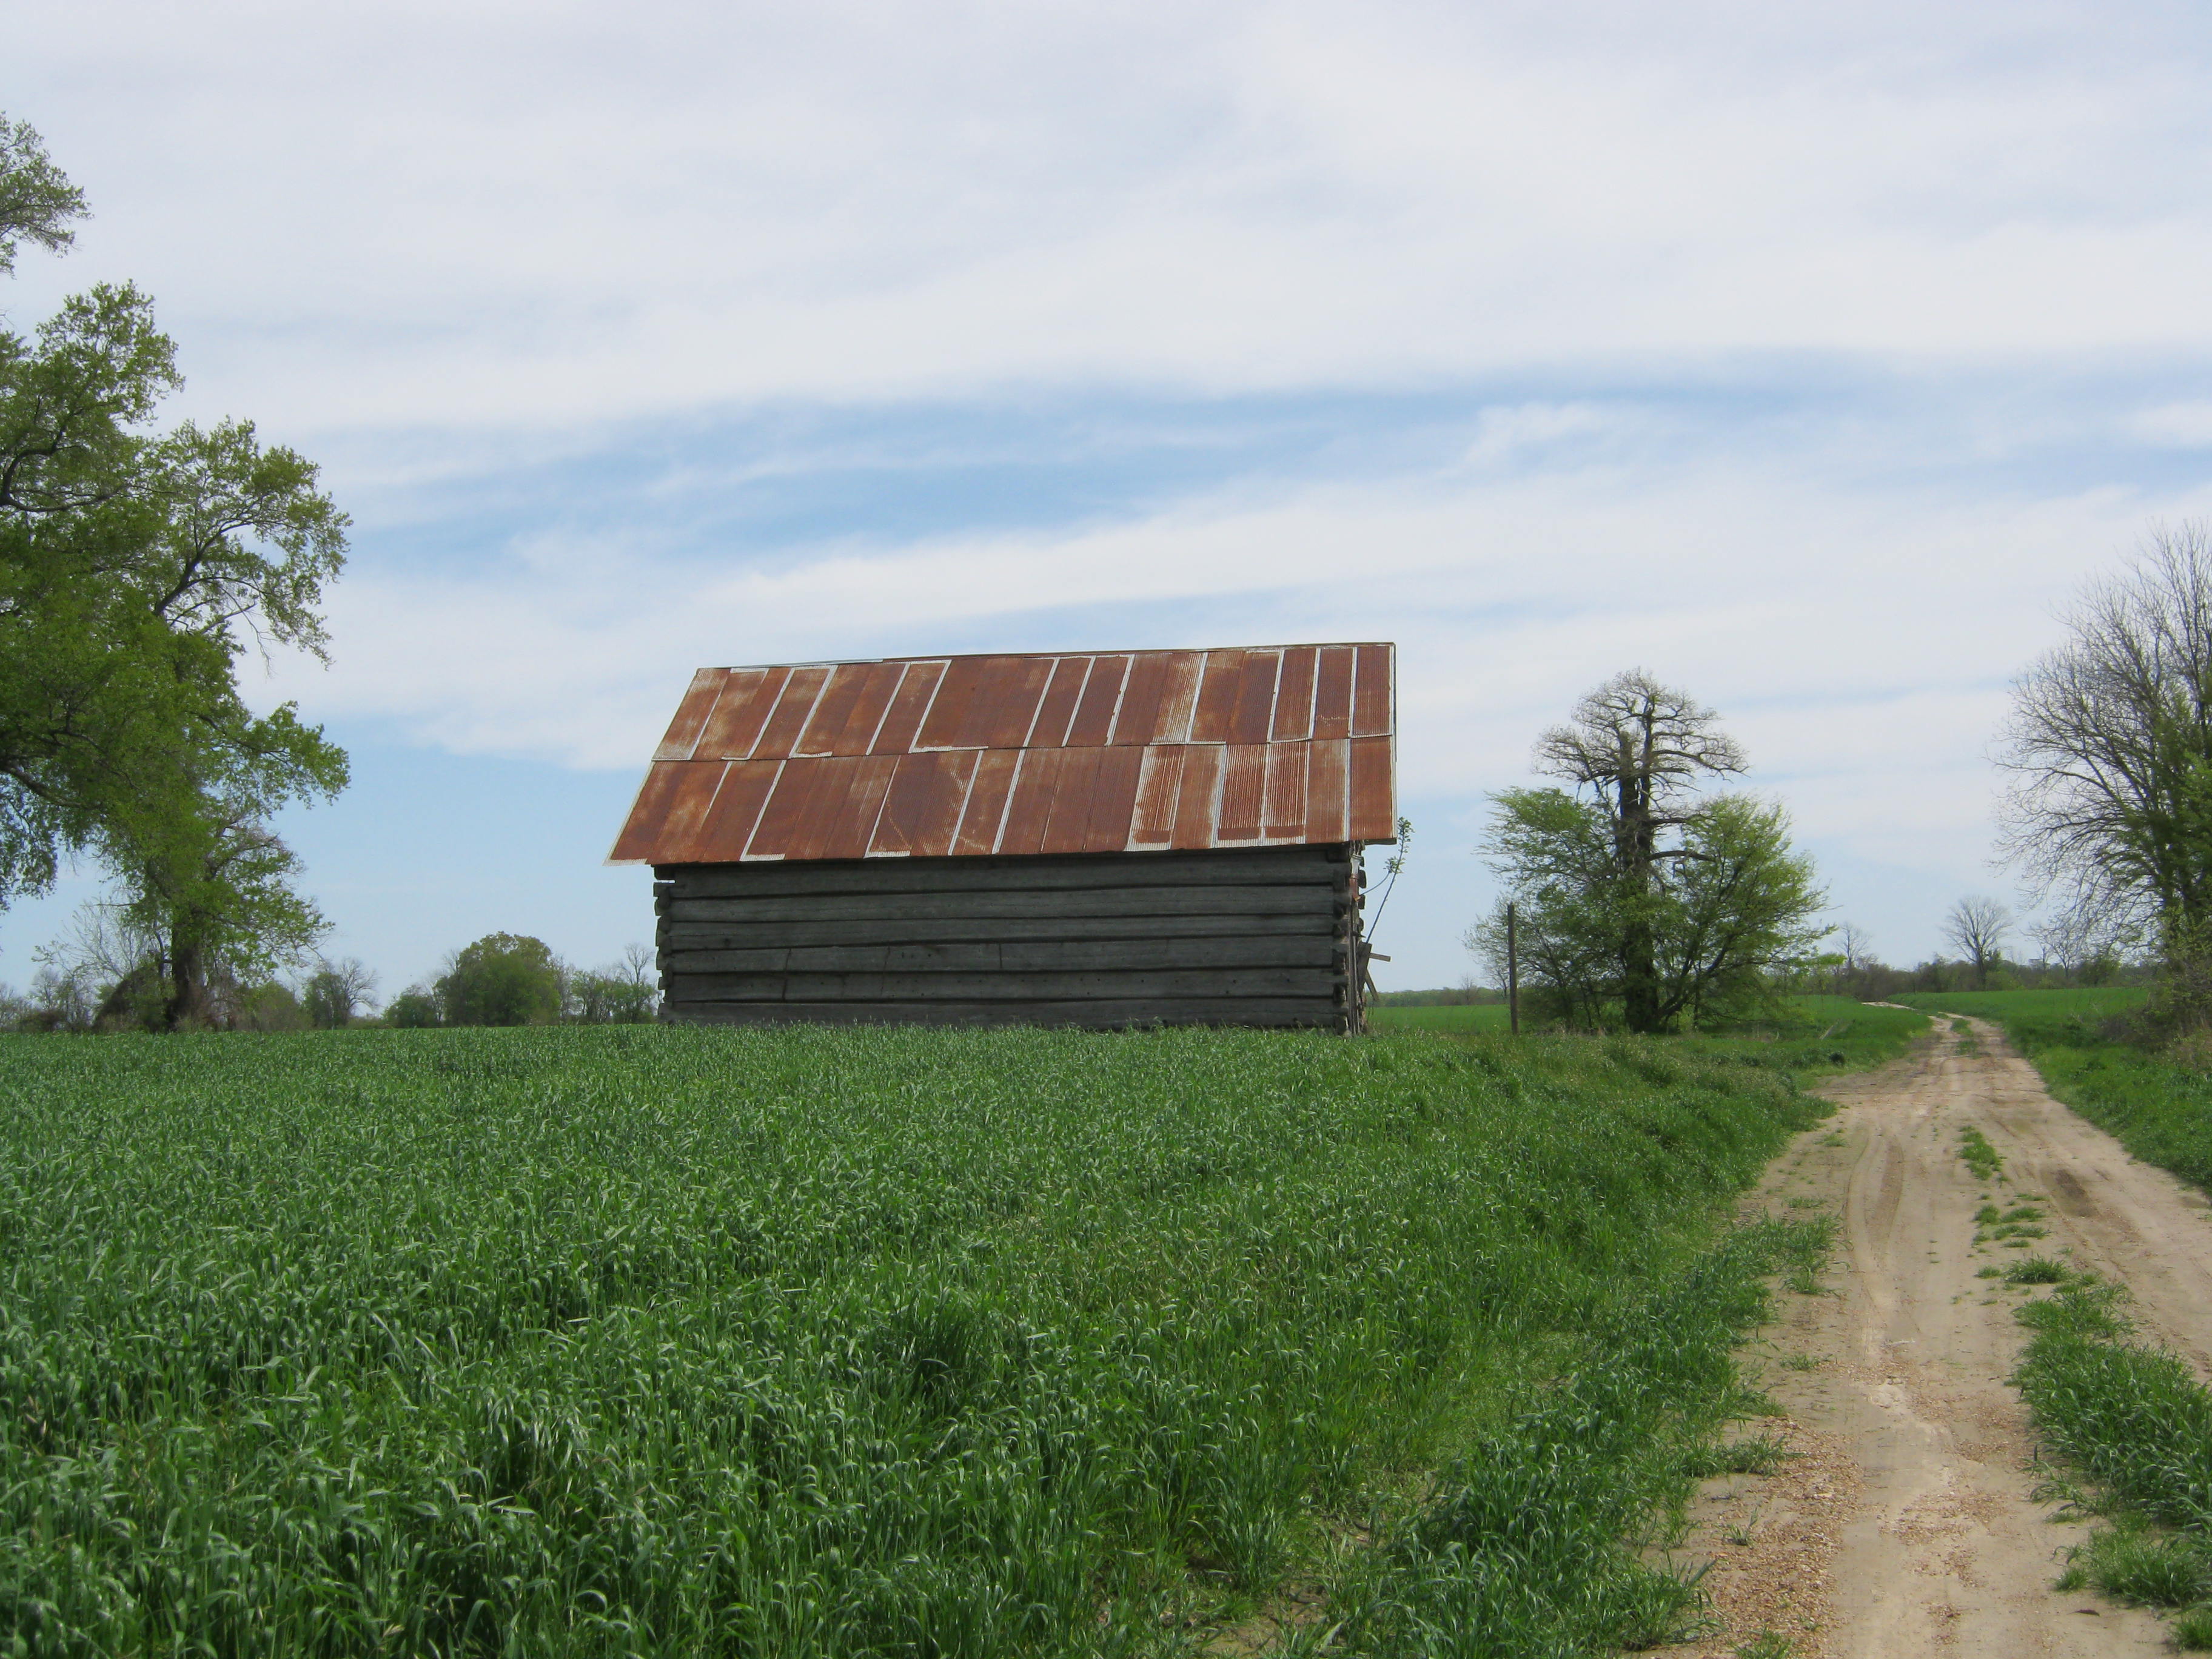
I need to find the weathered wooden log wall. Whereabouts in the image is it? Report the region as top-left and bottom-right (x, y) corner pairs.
(655, 844), (1363, 1030)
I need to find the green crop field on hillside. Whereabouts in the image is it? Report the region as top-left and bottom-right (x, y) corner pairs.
(1894, 987), (2149, 1032)
(0, 1023), (1839, 1656)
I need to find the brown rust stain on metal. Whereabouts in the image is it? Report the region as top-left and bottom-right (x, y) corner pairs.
(611, 643), (1396, 863)
(998, 748), (1062, 857)
(1152, 652), (1204, 743)
(1347, 735), (1395, 840)
(870, 661), (944, 756)
(654, 670), (727, 761)
(1188, 649), (1244, 745)
(1130, 747), (1184, 846)
(1227, 649), (1281, 745)
(1030, 658), (1087, 749)
(1112, 653), (1168, 745)
(1352, 645), (1393, 737)
(751, 666), (830, 761)
(1039, 748), (1102, 855)
(1171, 742), (1224, 850)
(1312, 647), (1354, 742)
(914, 657), (989, 751)
(871, 750), (974, 857)
(694, 666), (786, 759)
(1272, 646), (1317, 742)
(975, 658), (1054, 749)
(1262, 742), (1308, 841)
(802, 756), (899, 860)
(610, 761), (717, 861)
(1216, 743), (1267, 842)
(1066, 655), (1128, 748)
(951, 749), (1019, 856)
(690, 763), (778, 862)
(1304, 739), (1348, 843)
(1087, 747), (1144, 850)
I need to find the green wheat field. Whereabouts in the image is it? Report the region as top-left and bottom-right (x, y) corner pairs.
(0, 1022), (1853, 1655)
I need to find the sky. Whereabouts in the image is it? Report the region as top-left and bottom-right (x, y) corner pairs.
(10, 1), (2212, 997)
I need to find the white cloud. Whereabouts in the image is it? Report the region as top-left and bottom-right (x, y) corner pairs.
(2130, 403), (2212, 449)
(16, 2), (2212, 432)
(263, 433), (2194, 868)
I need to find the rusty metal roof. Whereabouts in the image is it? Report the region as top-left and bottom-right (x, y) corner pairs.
(609, 643), (1396, 864)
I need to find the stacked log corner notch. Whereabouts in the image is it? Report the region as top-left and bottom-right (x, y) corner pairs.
(654, 843), (1366, 1031)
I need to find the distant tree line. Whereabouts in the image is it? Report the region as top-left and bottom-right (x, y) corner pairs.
(383, 934), (659, 1029)
(1802, 899), (2149, 1002)
(2, 928), (659, 1033)
(1444, 890), (2148, 1016)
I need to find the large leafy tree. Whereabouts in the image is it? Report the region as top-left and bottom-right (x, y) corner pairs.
(1475, 671), (1826, 1033)
(0, 116), (348, 1025)
(436, 934), (566, 1027)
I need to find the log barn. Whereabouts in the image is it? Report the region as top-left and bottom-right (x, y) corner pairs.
(608, 643), (1397, 1031)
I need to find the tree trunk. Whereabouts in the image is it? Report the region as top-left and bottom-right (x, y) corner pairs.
(164, 935), (213, 1030)
(1617, 772), (1664, 1033)
(1621, 915), (1663, 1033)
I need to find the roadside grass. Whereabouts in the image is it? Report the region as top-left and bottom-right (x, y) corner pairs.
(1681, 997), (1926, 1075)
(1328, 1217), (1825, 1656)
(2013, 1274), (2212, 1647)
(0, 1023), (1833, 1656)
(1372, 995), (1928, 1078)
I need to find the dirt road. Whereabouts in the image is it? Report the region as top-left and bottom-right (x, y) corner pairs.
(1660, 1016), (2212, 1658)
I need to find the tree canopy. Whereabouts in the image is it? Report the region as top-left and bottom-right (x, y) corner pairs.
(2000, 523), (2212, 973)
(436, 934), (565, 1027)
(0, 115), (85, 274)
(1474, 671), (1826, 1033)
(0, 115), (348, 1026)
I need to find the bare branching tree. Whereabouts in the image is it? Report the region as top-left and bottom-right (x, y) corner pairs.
(303, 956), (378, 1028)
(1942, 896), (2013, 989)
(35, 901), (164, 1025)
(2032, 910), (2123, 984)
(1837, 922), (1873, 974)
(1530, 669), (1750, 1032)
(620, 942), (659, 1008)
(569, 943), (661, 1024)
(1999, 523), (2212, 967)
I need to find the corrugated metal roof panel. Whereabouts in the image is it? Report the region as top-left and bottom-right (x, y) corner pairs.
(610, 642), (1396, 863)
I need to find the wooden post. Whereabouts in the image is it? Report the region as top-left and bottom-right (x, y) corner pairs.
(1507, 902), (1520, 1036)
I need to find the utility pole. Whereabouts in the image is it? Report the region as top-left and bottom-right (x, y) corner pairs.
(1507, 902), (1520, 1036)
